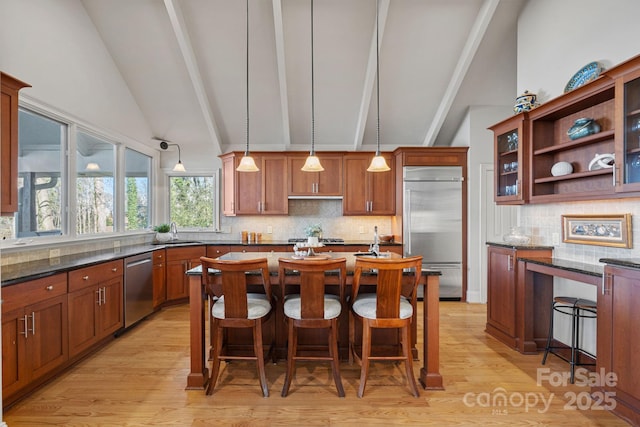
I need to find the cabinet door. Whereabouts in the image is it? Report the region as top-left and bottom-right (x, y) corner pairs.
(26, 294), (68, 382)
(368, 153), (394, 214)
(288, 157), (318, 195)
(153, 262), (166, 308)
(98, 278), (123, 338)
(68, 285), (100, 357)
(600, 266), (640, 415)
(261, 155), (288, 214)
(343, 156), (369, 214)
(235, 154), (262, 215)
(486, 247), (517, 338)
(222, 155), (237, 215)
(2, 307), (28, 396)
(490, 113), (528, 204)
(1, 73), (30, 215)
(166, 246), (205, 301)
(616, 69), (640, 192)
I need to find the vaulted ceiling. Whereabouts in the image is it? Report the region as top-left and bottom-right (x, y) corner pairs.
(80, 0), (526, 158)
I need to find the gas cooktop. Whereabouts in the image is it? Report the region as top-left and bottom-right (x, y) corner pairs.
(288, 237), (345, 243)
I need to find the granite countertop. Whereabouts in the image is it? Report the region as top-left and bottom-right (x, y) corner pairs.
(486, 241), (554, 250)
(599, 258), (640, 269)
(516, 257), (604, 277)
(0, 240), (402, 286)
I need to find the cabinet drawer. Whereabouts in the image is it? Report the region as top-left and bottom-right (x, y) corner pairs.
(165, 246), (205, 262)
(153, 249), (166, 265)
(2, 273), (67, 314)
(69, 260), (123, 292)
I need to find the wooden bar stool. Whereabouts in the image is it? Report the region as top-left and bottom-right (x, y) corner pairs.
(278, 257), (347, 397)
(200, 256), (274, 397)
(542, 296), (597, 383)
(349, 255), (423, 398)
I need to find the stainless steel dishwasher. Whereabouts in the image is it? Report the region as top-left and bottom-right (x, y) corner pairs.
(124, 252), (154, 328)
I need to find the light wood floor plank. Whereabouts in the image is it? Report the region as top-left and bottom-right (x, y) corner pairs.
(3, 302), (629, 426)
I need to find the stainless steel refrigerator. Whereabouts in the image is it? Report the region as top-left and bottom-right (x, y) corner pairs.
(403, 166), (463, 299)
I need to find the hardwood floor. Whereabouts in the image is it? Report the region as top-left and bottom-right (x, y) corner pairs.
(3, 302), (628, 426)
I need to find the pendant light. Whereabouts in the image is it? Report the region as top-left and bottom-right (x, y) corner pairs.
(301, 0), (324, 172)
(236, 0), (259, 172)
(367, 0), (391, 172)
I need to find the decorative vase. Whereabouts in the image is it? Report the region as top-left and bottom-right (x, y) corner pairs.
(156, 232), (172, 242)
(307, 236), (319, 246)
(513, 90), (539, 114)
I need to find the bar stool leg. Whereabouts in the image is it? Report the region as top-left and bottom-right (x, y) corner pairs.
(542, 301), (556, 365)
(570, 305), (578, 384)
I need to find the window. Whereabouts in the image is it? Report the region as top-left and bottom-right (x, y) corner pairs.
(6, 108), (66, 238)
(76, 131), (115, 235)
(169, 176), (215, 229)
(124, 148), (151, 231)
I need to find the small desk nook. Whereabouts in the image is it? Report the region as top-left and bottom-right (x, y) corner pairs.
(486, 245), (640, 425)
(185, 252), (444, 394)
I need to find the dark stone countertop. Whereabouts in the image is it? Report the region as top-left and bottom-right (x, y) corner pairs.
(1, 240), (402, 286)
(599, 258), (640, 270)
(486, 241), (554, 250)
(516, 257), (604, 278)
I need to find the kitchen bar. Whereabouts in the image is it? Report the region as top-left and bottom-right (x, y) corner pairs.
(185, 251), (444, 391)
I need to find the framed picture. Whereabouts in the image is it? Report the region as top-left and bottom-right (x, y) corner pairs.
(562, 214), (632, 248)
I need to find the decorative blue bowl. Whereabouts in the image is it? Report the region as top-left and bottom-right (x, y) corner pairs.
(567, 118), (600, 140)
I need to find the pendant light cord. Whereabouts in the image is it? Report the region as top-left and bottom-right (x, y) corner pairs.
(375, 0), (380, 156)
(310, 0), (315, 155)
(245, 0), (250, 156)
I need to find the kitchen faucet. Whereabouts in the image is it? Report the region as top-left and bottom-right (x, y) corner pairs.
(170, 222), (178, 240)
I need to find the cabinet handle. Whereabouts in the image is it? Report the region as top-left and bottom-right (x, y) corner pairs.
(102, 287), (106, 305)
(96, 289), (102, 306)
(28, 312), (35, 336)
(112, 267), (117, 272)
(83, 275), (89, 280)
(46, 285), (54, 291)
(19, 315), (28, 337)
(507, 255), (512, 271)
(602, 272), (611, 296)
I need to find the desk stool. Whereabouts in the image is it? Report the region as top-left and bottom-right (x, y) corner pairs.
(542, 296), (597, 383)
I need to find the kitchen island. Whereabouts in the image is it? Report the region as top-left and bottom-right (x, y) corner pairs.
(185, 251), (443, 392)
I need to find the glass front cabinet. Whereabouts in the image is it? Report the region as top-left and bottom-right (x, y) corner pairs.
(615, 65), (640, 192)
(489, 113), (529, 204)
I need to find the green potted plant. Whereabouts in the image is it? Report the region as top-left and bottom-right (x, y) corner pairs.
(154, 223), (172, 242)
(305, 223), (322, 246)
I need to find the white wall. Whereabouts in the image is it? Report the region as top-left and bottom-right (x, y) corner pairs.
(0, 0), (152, 144)
(516, 0), (640, 353)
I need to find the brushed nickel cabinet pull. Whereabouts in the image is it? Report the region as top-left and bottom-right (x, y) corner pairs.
(96, 289), (102, 305)
(112, 268), (117, 272)
(29, 312), (35, 335)
(20, 315), (28, 337)
(83, 275), (89, 280)
(46, 285), (54, 291)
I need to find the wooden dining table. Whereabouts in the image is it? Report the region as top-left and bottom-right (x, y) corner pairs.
(185, 251), (444, 391)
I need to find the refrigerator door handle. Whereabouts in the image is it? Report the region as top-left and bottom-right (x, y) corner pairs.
(404, 189), (411, 255)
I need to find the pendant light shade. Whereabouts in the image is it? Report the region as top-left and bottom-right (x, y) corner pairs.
(301, 0), (324, 172)
(367, 0), (390, 172)
(236, 0), (259, 172)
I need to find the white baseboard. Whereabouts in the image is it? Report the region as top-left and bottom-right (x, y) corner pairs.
(466, 290), (485, 303)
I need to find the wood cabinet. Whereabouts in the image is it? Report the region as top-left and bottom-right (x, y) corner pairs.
(485, 244), (552, 349)
(68, 260), (123, 357)
(489, 113), (529, 204)
(1, 72), (30, 215)
(152, 249), (166, 309)
(490, 54), (640, 204)
(220, 152), (288, 216)
(528, 78), (617, 203)
(287, 154), (343, 196)
(599, 264), (640, 426)
(2, 273), (68, 399)
(166, 246), (205, 301)
(207, 245), (231, 258)
(343, 153), (394, 215)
